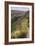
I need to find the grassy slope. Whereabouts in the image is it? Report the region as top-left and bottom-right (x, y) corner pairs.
(11, 12), (29, 38)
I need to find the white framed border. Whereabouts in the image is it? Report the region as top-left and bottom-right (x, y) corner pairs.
(9, 4), (32, 42)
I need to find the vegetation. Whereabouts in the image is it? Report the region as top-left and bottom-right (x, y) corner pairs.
(11, 11), (29, 38)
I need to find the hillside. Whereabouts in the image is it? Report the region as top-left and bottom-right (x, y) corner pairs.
(11, 10), (29, 38)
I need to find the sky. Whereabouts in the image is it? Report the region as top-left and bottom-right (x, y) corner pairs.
(11, 7), (29, 11)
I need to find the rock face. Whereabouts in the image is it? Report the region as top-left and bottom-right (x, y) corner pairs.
(11, 10), (29, 38)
